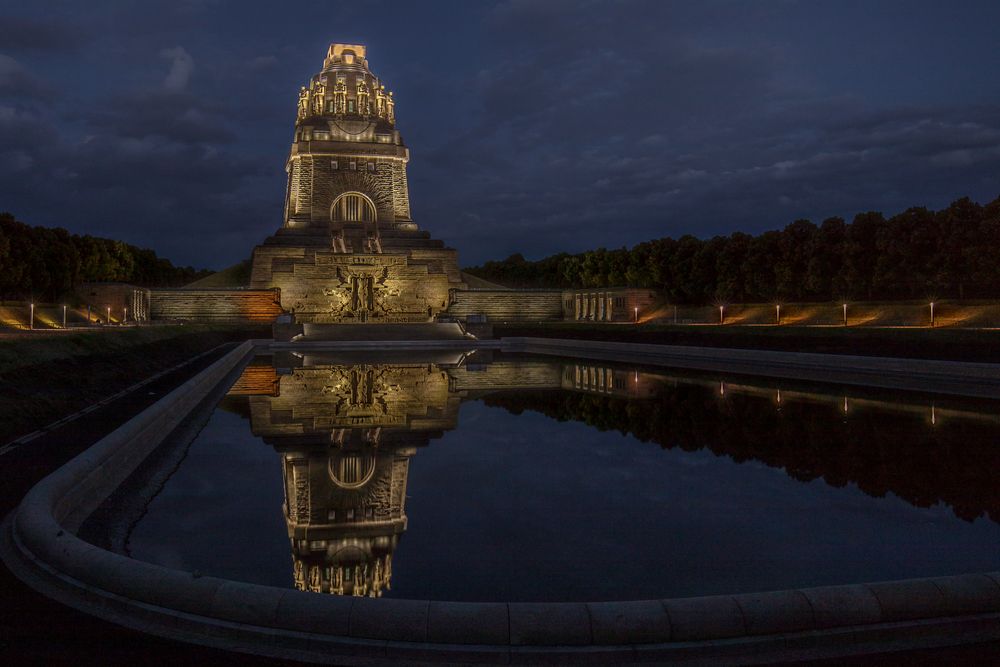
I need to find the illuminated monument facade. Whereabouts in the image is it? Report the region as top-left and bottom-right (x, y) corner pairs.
(250, 44), (465, 324)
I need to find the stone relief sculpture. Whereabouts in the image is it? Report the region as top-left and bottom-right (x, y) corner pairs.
(312, 80), (326, 115)
(297, 87), (310, 119)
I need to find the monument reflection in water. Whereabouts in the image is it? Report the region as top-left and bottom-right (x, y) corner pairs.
(230, 351), (577, 597)
(179, 350), (1000, 601)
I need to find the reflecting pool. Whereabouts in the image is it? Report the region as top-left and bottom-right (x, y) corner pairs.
(103, 349), (1000, 602)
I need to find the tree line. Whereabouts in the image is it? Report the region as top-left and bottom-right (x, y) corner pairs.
(464, 196), (1000, 303)
(0, 213), (211, 301)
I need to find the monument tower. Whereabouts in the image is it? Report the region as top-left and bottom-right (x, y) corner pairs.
(250, 44), (465, 325)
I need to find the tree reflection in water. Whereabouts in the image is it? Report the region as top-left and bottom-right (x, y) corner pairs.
(485, 379), (1000, 524)
(225, 351), (1000, 598)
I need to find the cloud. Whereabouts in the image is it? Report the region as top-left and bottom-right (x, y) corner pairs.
(160, 46), (194, 92)
(0, 16), (87, 52)
(403, 2), (1000, 264)
(0, 54), (52, 100)
(2, 46), (274, 267)
(0, 105), (54, 152)
(1, 121), (278, 266)
(248, 55), (278, 70)
(81, 90), (236, 145)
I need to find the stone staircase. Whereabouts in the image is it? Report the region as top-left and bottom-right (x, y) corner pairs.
(294, 322), (473, 342)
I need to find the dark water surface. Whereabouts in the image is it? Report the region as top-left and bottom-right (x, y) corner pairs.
(122, 350), (1000, 602)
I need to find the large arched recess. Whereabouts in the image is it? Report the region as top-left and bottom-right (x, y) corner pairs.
(330, 192), (378, 224)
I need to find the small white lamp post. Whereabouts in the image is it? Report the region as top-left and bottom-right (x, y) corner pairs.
(719, 305), (725, 325)
(29, 302), (34, 330)
(775, 304), (781, 325)
(62, 304), (67, 328)
(929, 301), (935, 327)
(633, 306), (638, 324)
(106, 305), (111, 324)
(842, 303), (848, 326)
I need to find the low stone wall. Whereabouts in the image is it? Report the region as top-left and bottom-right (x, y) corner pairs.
(149, 288), (283, 323)
(652, 300), (1000, 328)
(3, 338), (1000, 664)
(446, 288), (563, 322)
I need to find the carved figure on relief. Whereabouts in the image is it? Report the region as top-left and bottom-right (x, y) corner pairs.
(322, 267), (398, 321)
(298, 87), (310, 119)
(357, 80), (370, 116)
(333, 78), (347, 114)
(312, 80), (326, 115)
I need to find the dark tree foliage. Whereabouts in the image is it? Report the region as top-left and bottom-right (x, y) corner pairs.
(464, 196), (1000, 302)
(0, 213), (212, 300)
(483, 386), (1000, 524)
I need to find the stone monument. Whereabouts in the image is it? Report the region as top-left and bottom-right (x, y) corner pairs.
(250, 44), (465, 325)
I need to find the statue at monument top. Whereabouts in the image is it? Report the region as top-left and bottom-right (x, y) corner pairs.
(295, 43), (396, 125)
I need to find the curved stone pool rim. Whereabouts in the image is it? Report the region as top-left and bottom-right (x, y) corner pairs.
(4, 338), (1000, 664)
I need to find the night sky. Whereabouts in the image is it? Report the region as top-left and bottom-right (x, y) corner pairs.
(2, 1), (999, 270)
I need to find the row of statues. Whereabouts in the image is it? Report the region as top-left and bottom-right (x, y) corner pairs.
(297, 77), (395, 122)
